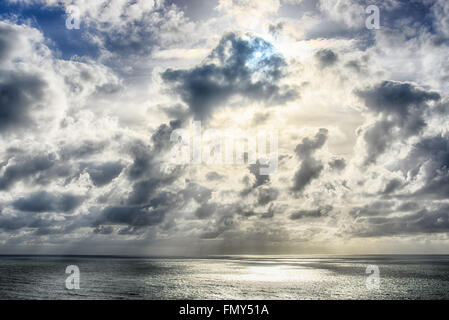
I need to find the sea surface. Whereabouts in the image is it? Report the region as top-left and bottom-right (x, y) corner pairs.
(0, 255), (449, 299)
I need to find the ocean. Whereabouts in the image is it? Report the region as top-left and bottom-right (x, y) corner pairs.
(0, 255), (449, 300)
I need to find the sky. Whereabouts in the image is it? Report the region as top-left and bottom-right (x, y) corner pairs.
(0, 0), (449, 256)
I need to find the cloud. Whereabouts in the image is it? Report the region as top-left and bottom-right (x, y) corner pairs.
(93, 225), (114, 235)
(350, 205), (449, 237)
(328, 158), (346, 171)
(0, 73), (47, 133)
(162, 32), (298, 119)
(84, 161), (124, 187)
(294, 128), (328, 158)
(268, 22), (284, 36)
(249, 161), (270, 188)
(292, 160), (324, 192)
(182, 182), (212, 204)
(381, 178), (403, 195)
(124, 122), (185, 207)
(315, 49), (338, 68)
(349, 201), (396, 218)
(431, 0), (449, 39)
(60, 140), (109, 160)
(0, 153), (57, 190)
(200, 214), (235, 239)
(205, 171), (225, 181)
(356, 81), (440, 118)
(292, 128), (328, 192)
(399, 134), (449, 200)
(355, 81), (441, 165)
(290, 205), (332, 220)
(1, 0), (449, 255)
(257, 187), (279, 206)
(0, 213), (55, 231)
(0, 23), (15, 61)
(12, 191), (83, 213)
(195, 202), (218, 219)
(97, 206), (165, 228)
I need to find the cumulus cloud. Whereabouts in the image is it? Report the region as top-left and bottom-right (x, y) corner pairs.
(0, 153), (59, 191)
(399, 134), (449, 200)
(84, 162), (124, 187)
(0, 74), (47, 132)
(315, 49), (338, 68)
(356, 81), (441, 164)
(12, 191), (83, 213)
(292, 128), (328, 192)
(290, 205), (333, 220)
(349, 205), (449, 237)
(162, 32), (298, 119)
(1, 0), (449, 255)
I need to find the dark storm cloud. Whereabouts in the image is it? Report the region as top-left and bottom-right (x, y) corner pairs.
(257, 187), (279, 206)
(355, 81), (441, 165)
(86, 119), (187, 232)
(127, 120), (182, 181)
(195, 202), (217, 219)
(0, 153), (56, 190)
(84, 161), (124, 186)
(12, 191), (83, 213)
(125, 151), (182, 206)
(359, 120), (394, 165)
(182, 182), (212, 204)
(292, 129), (328, 192)
(96, 190), (181, 229)
(98, 206), (165, 228)
(60, 140), (109, 160)
(294, 129), (328, 158)
(0, 207), (97, 235)
(292, 160), (324, 192)
(151, 119), (183, 152)
(397, 202), (419, 212)
(93, 225), (114, 235)
(127, 140), (153, 180)
(350, 205), (449, 237)
(0, 214), (55, 231)
(382, 178), (403, 195)
(97, 121), (186, 231)
(127, 176), (180, 206)
(0, 73), (47, 133)
(356, 81), (440, 118)
(315, 49), (338, 67)
(328, 158), (346, 171)
(162, 32), (298, 119)
(290, 205), (333, 220)
(398, 134), (449, 199)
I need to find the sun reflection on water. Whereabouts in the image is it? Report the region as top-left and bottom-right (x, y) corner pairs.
(222, 263), (329, 283)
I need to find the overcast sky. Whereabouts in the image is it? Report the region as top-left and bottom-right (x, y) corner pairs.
(1, 0), (449, 256)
